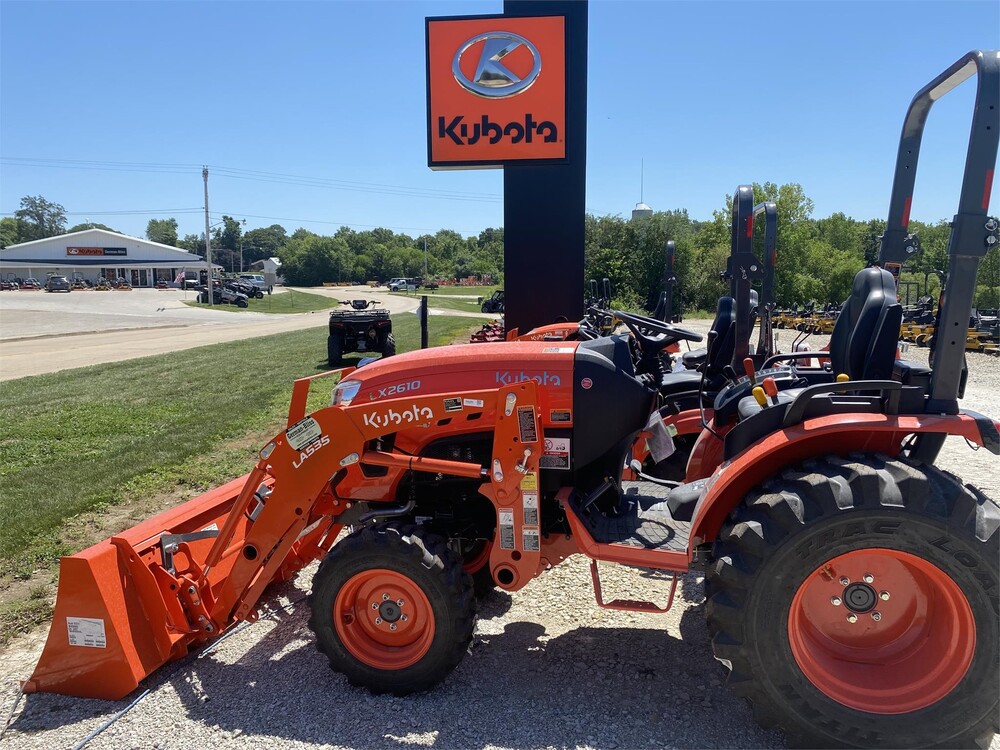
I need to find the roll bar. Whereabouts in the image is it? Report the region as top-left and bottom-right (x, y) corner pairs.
(878, 50), (999, 414)
(727, 185), (761, 365)
(753, 201), (778, 357)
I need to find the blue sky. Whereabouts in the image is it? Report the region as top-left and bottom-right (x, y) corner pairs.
(1, 1), (998, 241)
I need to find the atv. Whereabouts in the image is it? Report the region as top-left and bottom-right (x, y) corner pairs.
(198, 283), (249, 307)
(328, 299), (395, 365)
(480, 289), (504, 313)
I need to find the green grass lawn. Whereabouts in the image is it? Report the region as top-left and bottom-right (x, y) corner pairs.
(183, 289), (341, 314)
(425, 296), (488, 313)
(0, 314), (485, 572)
(421, 285), (499, 297)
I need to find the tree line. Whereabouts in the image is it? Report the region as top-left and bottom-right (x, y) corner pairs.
(4, 187), (997, 310)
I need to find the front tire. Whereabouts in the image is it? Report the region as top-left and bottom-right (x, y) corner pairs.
(308, 524), (475, 695)
(328, 334), (343, 365)
(706, 454), (999, 748)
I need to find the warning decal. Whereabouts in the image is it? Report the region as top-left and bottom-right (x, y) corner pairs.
(499, 509), (515, 550)
(522, 528), (540, 551)
(520, 472), (538, 491)
(522, 492), (539, 525)
(550, 410), (572, 423)
(286, 417), (322, 451)
(67, 617), (107, 648)
(516, 406), (538, 444)
(540, 437), (571, 470)
(443, 397), (463, 412)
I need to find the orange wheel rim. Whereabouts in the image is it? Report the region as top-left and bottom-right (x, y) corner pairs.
(788, 548), (975, 714)
(463, 540), (491, 575)
(334, 569), (435, 670)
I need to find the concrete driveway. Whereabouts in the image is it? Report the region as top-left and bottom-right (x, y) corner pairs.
(0, 286), (433, 381)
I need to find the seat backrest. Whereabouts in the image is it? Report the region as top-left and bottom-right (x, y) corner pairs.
(829, 267), (902, 379)
(705, 296), (736, 379)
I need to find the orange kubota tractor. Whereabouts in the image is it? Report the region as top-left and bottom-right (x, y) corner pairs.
(26, 51), (1000, 748)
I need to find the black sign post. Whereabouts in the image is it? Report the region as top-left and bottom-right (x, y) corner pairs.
(502, 0), (587, 335)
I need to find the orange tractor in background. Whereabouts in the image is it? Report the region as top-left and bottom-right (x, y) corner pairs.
(26, 51), (1000, 748)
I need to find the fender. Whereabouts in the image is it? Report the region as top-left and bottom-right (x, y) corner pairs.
(688, 411), (998, 547)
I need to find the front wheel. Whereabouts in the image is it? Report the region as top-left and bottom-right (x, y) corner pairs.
(308, 524), (475, 695)
(706, 454), (999, 748)
(328, 334), (343, 365)
(237, 298), (248, 308)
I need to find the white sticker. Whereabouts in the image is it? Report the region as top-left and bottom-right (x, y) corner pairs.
(67, 617), (107, 648)
(522, 493), (539, 526)
(540, 437), (571, 470)
(286, 417), (322, 451)
(542, 347), (575, 353)
(499, 509), (515, 550)
(463, 398), (484, 408)
(522, 528), (540, 551)
(201, 523), (219, 533)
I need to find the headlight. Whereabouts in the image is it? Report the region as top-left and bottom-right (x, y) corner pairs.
(332, 379), (362, 406)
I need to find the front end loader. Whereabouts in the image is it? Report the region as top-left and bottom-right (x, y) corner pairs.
(26, 50), (1000, 749)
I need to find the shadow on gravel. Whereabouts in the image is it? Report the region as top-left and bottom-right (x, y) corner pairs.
(8, 579), (784, 750)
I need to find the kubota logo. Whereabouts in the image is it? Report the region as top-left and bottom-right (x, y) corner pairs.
(495, 370), (561, 387)
(452, 32), (541, 98)
(438, 114), (557, 146)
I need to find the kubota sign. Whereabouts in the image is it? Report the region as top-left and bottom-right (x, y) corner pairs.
(426, 15), (566, 168)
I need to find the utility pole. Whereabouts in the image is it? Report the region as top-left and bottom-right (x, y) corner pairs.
(203, 167), (213, 306)
(240, 218), (246, 274)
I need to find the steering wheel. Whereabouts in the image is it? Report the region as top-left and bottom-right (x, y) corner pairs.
(613, 310), (703, 354)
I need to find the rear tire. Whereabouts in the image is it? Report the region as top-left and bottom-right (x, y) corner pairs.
(382, 333), (396, 358)
(705, 454), (999, 748)
(237, 298), (248, 308)
(308, 523), (475, 695)
(328, 334), (343, 365)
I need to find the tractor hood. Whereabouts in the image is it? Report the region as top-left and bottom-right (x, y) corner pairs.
(344, 342), (579, 406)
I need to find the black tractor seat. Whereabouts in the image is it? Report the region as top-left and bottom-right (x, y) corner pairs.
(681, 348), (707, 369)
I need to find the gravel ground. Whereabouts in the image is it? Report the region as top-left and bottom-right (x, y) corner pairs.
(1, 322), (998, 750)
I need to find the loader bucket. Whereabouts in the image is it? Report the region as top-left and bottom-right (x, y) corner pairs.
(23, 475), (255, 700)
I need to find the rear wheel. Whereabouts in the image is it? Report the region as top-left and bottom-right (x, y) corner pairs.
(328, 334), (343, 365)
(706, 454), (999, 748)
(308, 524), (475, 695)
(382, 333), (396, 358)
(237, 298), (248, 308)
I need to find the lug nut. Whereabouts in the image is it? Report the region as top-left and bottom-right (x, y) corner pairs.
(839, 576), (850, 586)
(847, 614), (858, 623)
(382, 593), (390, 601)
(396, 599), (404, 607)
(880, 591), (890, 601)
(371, 602), (378, 610)
(401, 614), (408, 622)
(863, 573), (874, 584)
(872, 611), (882, 621)
(831, 597), (842, 606)
(389, 623), (397, 631)
(374, 617), (383, 625)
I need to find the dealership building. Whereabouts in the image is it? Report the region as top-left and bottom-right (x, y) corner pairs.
(0, 228), (220, 287)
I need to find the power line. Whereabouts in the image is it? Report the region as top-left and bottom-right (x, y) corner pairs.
(1, 157), (503, 203)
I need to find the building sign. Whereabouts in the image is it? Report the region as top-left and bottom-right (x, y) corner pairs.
(67, 247), (127, 257)
(426, 15), (565, 169)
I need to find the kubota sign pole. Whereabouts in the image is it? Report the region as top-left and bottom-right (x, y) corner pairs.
(503, 0), (586, 334)
(426, 1), (587, 333)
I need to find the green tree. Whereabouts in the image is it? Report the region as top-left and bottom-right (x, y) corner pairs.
(67, 222), (117, 233)
(0, 217), (19, 247)
(178, 233), (206, 257)
(242, 224), (287, 264)
(14, 195), (66, 241)
(146, 218), (179, 246)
